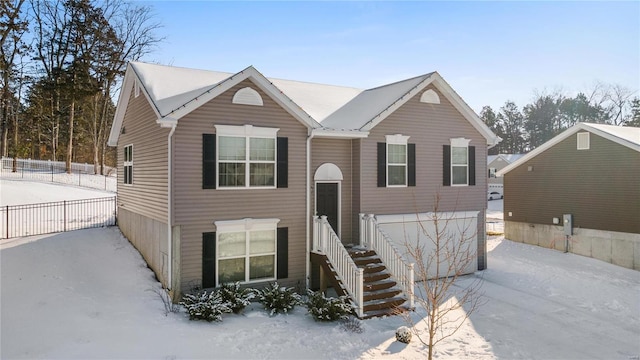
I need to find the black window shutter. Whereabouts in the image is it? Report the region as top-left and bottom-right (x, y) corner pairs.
(277, 137), (288, 188)
(443, 145), (451, 186)
(203, 134), (216, 189)
(408, 143), (416, 187)
(468, 146), (476, 186)
(202, 232), (216, 288)
(277, 227), (288, 279)
(377, 142), (386, 187)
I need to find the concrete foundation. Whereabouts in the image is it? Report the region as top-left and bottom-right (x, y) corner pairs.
(505, 221), (640, 270)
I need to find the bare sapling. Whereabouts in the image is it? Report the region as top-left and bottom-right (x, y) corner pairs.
(401, 194), (484, 360)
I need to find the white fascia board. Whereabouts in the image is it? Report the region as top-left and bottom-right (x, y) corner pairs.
(162, 66), (320, 130)
(108, 64), (163, 146)
(430, 74), (501, 147)
(497, 125), (582, 177)
(311, 128), (369, 139)
(360, 75), (435, 132)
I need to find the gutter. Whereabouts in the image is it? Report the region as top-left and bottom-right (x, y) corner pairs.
(305, 129), (315, 289)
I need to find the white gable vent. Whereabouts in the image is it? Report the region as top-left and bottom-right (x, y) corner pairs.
(420, 89), (440, 104)
(232, 87), (263, 106)
(577, 132), (590, 150)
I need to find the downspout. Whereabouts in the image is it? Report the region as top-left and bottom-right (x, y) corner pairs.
(305, 129), (315, 289)
(167, 123), (177, 290)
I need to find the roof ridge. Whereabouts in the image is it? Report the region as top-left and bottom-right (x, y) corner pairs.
(364, 72), (435, 91)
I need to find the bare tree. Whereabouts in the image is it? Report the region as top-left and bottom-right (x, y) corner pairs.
(401, 195), (484, 360)
(605, 84), (636, 126)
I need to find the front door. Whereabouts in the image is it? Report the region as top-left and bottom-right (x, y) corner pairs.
(316, 183), (339, 235)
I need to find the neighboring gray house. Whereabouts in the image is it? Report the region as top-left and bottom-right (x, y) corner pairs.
(108, 62), (500, 317)
(498, 123), (640, 270)
(487, 154), (523, 185)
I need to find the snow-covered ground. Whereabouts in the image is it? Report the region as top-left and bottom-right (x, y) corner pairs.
(0, 179), (113, 206)
(0, 169), (116, 193)
(1, 181), (639, 359)
(486, 199), (504, 234)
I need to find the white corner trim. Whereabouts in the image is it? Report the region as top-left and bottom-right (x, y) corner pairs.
(232, 87), (264, 106)
(420, 89), (440, 104)
(314, 163), (344, 181)
(214, 218), (280, 233)
(214, 124), (279, 137)
(450, 137), (471, 147)
(385, 134), (410, 145)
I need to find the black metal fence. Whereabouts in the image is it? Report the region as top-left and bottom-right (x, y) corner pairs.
(0, 196), (117, 239)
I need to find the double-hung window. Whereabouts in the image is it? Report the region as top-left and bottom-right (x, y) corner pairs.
(386, 134), (410, 187)
(216, 125), (278, 188)
(215, 218), (279, 285)
(123, 144), (133, 185)
(450, 138), (471, 186)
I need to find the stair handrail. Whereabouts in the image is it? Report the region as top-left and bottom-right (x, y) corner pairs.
(359, 213), (414, 309)
(313, 215), (364, 318)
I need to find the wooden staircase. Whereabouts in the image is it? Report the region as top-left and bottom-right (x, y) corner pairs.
(311, 247), (409, 319)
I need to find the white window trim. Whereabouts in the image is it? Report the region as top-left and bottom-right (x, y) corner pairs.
(450, 138), (470, 187)
(123, 144), (133, 185)
(577, 132), (590, 150)
(214, 218), (280, 286)
(386, 134), (409, 187)
(232, 87), (264, 106)
(215, 125), (279, 189)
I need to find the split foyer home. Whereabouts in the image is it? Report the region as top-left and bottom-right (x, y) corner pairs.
(108, 62), (500, 317)
(498, 123), (640, 270)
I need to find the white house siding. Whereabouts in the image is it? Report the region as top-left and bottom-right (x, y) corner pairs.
(172, 79), (308, 292)
(358, 85), (488, 270)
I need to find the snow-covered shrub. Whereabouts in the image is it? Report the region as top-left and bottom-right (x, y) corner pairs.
(340, 316), (364, 333)
(218, 282), (255, 314)
(395, 326), (412, 344)
(306, 289), (354, 321)
(256, 282), (302, 316)
(179, 290), (232, 322)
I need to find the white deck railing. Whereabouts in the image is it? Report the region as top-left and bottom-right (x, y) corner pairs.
(312, 215), (364, 318)
(359, 213), (414, 309)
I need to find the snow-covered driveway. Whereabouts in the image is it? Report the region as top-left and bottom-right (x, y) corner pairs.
(1, 228), (639, 359)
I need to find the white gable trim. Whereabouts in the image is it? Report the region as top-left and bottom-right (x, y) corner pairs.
(497, 123), (640, 177)
(359, 73), (501, 147)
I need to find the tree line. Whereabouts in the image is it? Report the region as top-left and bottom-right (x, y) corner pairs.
(481, 84), (639, 155)
(1, 0), (162, 174)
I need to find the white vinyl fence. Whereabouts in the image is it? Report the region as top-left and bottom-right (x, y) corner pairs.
(0, 157), (116, 192)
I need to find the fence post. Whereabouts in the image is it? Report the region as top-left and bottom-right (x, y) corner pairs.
(51, 163), (54, 182)
(113, 196), (117, 226)
(63, 200), (67, 232)
(5, 205), (8, 239)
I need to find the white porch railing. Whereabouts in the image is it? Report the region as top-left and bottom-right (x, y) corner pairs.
(359, 213), (414, 309)
(312, 215), (364, 318)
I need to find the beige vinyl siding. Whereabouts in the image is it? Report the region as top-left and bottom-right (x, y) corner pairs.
(504, 132), (640, 234)
(311, 138), (353, 243)
(117, 91), (169, 222)
(360, 85), (488, 215)
(172, 79), (308, 290)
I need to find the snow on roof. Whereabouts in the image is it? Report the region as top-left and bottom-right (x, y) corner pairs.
(582, 123), (640, 148)
(130, 62), (361, 121)
(497, 123), (640, 176)
(320, 74), (433, 130)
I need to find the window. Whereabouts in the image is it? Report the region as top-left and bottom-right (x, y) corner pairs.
(385, 134), (410, 187)
(214, 218), (279, 285)
(123, 144), (133, 184)
(577, 132), (590, 150)
(215, 125), (278, 188)
(443, 138), (475, 187)
(488, 168), (497, 178)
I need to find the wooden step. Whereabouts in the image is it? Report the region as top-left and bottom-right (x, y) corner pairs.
(361, 262), (386, 274)
(363, 278), (397, 292)
(348, 249), (377, 258)
(363, 270), (391, 283)
(363, 296), (407, 312)
(363, 287), (402, 302)
(362, 305), (411, 319)
(353, 256), (382, 266)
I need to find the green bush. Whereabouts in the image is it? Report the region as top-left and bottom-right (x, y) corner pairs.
(256, 282), (302, 316)
(179, 290), (232, 322)
(218, 282), (255, 314)
(306, 289), (354, 321)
